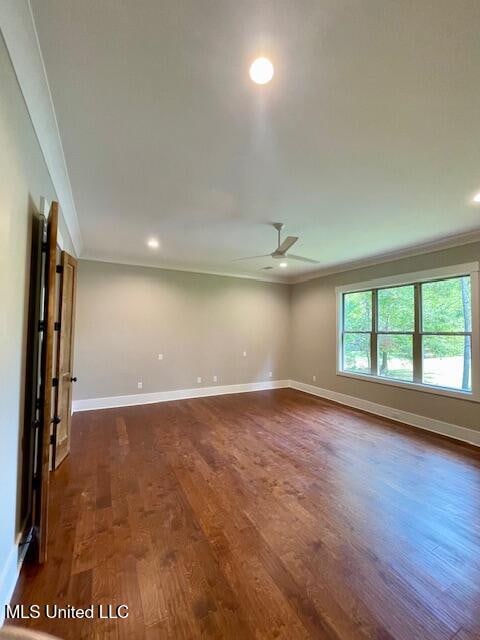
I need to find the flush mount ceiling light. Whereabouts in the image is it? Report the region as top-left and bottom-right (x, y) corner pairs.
(472, 192), (480, 204)
(249, 57), (274, 85)
(279, 262), (288, 268)
(147, 238), (159, 249)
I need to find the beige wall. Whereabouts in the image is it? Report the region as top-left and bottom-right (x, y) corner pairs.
(290, 242), (480, 431)
(74, 261), (291, 400)
(0, 32), (74, 607)
(76, 243), (480, 435)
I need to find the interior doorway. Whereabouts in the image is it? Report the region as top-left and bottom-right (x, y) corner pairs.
(20, 201), (78, 564)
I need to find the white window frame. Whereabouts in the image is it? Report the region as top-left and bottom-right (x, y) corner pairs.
(336, 262), (480, 402)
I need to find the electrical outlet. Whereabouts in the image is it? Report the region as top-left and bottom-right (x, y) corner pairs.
(158, 353), (164, 360)
(243, 351), (247, 357)
(312, 375), (317, 382)
(269, 371), (273, 378)
(197, 376), (202, 384)
(213, 375), (218, 383)
(137, 381), (143, 389)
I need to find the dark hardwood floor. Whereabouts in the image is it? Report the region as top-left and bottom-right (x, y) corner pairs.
(9, 389), (480, 639)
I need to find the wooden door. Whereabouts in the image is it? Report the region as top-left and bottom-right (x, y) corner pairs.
(52, 251), (78, 469)
(35, 202), (58, 563)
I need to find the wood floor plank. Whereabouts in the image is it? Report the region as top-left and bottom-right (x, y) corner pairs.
(8, 389), (480, 639)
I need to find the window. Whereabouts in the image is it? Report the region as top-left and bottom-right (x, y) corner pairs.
(338, 264), (479, 399)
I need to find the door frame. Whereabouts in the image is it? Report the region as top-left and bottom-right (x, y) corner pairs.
(33, 201), (58, 563)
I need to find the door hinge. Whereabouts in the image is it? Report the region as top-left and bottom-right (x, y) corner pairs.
(49, 434), (55, 445)
(52, 377), (59, 388)
(56, 264), (64, 274)
(41, 241), (48, 253)
(32, 474), (40, 489)
(54, 321), (61, 332)
(38, 320), (46, 332)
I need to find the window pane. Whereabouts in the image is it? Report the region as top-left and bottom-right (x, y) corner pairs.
(343, 291), (372, 331)
(423, 335), (471, 391)
(343, 333), (371, 374)
(422, 276), (471, 333)
(377, 334), (413, 381)
(377, 285), (414, 332)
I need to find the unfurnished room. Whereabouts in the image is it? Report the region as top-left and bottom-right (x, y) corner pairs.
(1, 1), (480, 639)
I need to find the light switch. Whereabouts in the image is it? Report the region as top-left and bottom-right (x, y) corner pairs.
(158, 353), (164, 360)
(137, 381), (143, 389)
(197, 376), (202, 384)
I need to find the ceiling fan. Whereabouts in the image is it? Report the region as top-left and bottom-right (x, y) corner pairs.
(233, 223), (319, 269)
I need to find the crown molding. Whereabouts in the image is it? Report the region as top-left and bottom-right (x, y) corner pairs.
(82, 228), (480, 288)
(289, 228), (480, 285)
(80, 255), (290, 285)
(0, 0), (83, 255)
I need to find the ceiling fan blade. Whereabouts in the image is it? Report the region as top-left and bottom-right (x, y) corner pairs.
(287, 254), (320, 264)
(232, 254), (271, 262)
(276, 236), (298, 254)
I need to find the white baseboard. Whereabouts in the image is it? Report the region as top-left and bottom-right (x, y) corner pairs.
(290, 380), (480, 447)
(73, 378), (479, 448)
(73, 380), (291, 412)
(0, 544), (20, 624)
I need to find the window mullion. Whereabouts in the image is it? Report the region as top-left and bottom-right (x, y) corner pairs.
(371, 289), (378, 376)
(413, 282), (422, 383)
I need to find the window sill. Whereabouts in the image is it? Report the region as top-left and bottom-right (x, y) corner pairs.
(337, 370), (479, 403)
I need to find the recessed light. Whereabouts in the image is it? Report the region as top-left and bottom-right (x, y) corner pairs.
(249, 57), (274, 85)
(279, 262), (288, 268)
(147, 238), (159, 249)
(472, 192), (480, 204)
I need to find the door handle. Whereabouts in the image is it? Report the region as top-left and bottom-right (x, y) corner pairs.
(70, 376), (77, 382)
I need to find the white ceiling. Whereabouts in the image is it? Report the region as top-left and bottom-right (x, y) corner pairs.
(29, 0), (480, 282)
